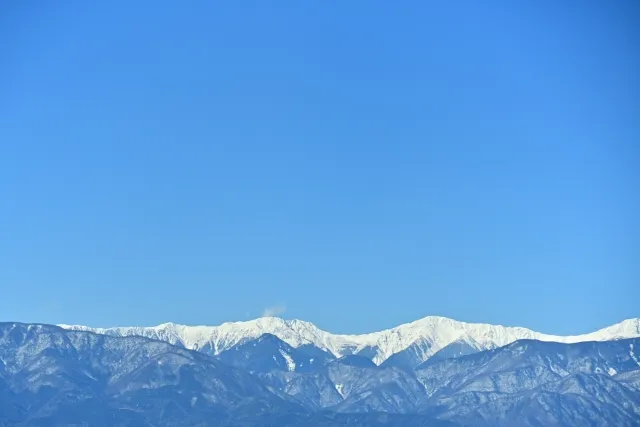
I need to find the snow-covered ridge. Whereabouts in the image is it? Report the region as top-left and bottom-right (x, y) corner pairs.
(59, 317), (640, 365)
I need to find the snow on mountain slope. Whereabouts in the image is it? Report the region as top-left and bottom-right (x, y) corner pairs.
(59, 316), (640, 366)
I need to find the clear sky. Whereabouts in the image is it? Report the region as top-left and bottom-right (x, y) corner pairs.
(1, 1), (638, 335)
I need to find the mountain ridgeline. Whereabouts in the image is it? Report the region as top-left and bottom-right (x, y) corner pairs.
(60, 316), (640, 368)
(1, 317), (638, 426)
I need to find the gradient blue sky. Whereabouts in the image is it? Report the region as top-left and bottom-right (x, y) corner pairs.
(1, 1), (638, 335)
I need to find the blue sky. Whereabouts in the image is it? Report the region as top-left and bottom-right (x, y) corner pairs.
(1, 1), (638, 335)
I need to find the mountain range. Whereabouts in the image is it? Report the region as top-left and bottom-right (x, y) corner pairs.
(60, 316), (640, 368)
(1, 316), (638, 426)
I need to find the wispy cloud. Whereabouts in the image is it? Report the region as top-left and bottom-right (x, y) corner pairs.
(262, 304), (286, 317)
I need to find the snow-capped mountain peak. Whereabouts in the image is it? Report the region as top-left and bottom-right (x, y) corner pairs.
(59, 316), (640, 366)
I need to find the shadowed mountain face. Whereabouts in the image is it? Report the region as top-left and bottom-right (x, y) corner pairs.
(415, 338), (640, 397)
(415, 339), (640, 427)
(0, 323), (302, 426)
(381, 339), (483, 371)
(217, 333), (334, 374)
(1, 322), (639, 427)
(224, 333), (640, 426)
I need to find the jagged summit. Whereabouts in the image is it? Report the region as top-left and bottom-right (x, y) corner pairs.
(59, 316), (640, 366)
